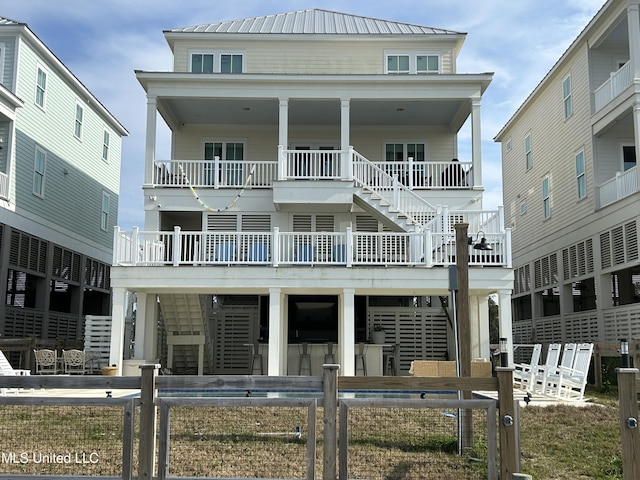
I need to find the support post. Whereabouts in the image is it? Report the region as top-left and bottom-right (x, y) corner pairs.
(455, 223), (473, 449)
(496, 366), (518, 478)
(323, 364), (339, 480)
(617, 367), (640, 480)
(138, 364), (160, 480)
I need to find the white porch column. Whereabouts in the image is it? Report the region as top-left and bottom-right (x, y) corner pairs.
(498, 289), (514, 366)
(133, 292), (158, 360)
(470, 98), (483, 190)
(339, 288), (355, 376)
(628, 4), (640, 79)
(144, 96), (157, 186)
(133, 291), (147, 359)
(109, 287), (127, 375)
(470, 295), (490, 360)
(268, 288), (285, 375)
(278, 98), (289, 180)
(340, 99), (350, 178)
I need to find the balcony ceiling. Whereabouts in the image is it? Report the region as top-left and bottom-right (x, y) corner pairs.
(159, 97), (467, 128)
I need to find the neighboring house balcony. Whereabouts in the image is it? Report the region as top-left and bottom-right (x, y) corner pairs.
(596, 164), (638, 208)
(593, 60), (633, 113)
(113, 211), (511, 269)
(0, 171), (8, 201)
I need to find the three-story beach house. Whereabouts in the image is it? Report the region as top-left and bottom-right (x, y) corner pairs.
(112, 9), (513, 375)
(0, 17), (127, 352)
(496, 0), (640, 347)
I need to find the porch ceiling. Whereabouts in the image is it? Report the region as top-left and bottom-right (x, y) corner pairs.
(159, 97), (466, 128)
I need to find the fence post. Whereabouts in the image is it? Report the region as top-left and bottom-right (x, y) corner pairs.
(617, 367), (640, 480)
(323, 364), (339, 480)
(139, 364), (160, 480)
(496, 367), (518, 478)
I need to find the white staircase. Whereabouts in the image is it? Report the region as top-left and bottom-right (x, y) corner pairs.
(158, 293), (210, 374)
(351, 150), (438, 232)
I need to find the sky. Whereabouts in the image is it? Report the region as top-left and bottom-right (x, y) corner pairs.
(2, 0), (607, 230)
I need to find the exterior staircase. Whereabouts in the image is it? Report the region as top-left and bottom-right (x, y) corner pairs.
(351, 150), (439, 232)
(157, 293), (211, 374)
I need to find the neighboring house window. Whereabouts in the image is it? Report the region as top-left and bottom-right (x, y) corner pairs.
(102, 130), (110, 162)
(101, 192), (110, 231)
(0, 43), (4, 84)
(622, 145), (636, 171)
(525, 134), (532, 169)
(386, 52), (439, 74)
(33, 147), (46, 197)
(575, 150), (586, 199)
(220, 54), (243, 73)
(542, 176), (551, 219)
(74, 102), (84, 139)
(505, 138), (512, 153)
(191, 53), (214, 73)
(520, 200), (527, 215)
(563, 75), (572, 118)
(35, 66), (47, 108)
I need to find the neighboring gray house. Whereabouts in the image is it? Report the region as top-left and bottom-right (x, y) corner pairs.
(0, 17), (128, 348)
(496, 0), (640, 345)
(111, 9), (513, 376)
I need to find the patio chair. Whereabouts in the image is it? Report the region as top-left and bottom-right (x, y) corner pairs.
(34, 348), (58, 374)
(62, 349), (86, 375)
(0, 349), (31, 396)
(530, 343), (562, 394)
(536, 343), (577, 396)
(512, 344), (542, 390)
(546, 343), (594, 400)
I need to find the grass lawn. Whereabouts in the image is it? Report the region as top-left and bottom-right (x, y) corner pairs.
(0, 386), (627, 479)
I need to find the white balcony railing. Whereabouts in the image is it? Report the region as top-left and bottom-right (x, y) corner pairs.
(152, 151), (473, 190)
(113, 222), (511, 268)
(0, 171), (8, 200)
(597, 165), (638, 208)
(594, 61), (632, 112)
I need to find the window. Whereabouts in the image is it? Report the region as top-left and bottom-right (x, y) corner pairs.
(190, 52), (244, 73)
(102, 130), (110, 162)
(0, 43), (5, 84)
(204, 140), (245, 185)
(387, 55), (410, 73)
(525, 134), (532, 169)
(575, 150), (586, 199)
(74, 102), (84, 139)
(191, 53), (214, 73)
(221, 54), (243, 73)
(35, 66), (47, 108)
(384, 142), (426, 161)
(505, 138), (512, 153)
(416, 55), (439, 73)
(520, 200), (527, 215)
(101, 192), (110, 231)
(542, 176), (550, 219)
(33, 147), (46, 197)
(563, 75), (572, 118)
(622, 145), (636, 171)
(385, 52), (439, 74)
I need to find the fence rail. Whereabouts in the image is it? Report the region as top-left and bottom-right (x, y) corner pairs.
(0, 367), (520, 480)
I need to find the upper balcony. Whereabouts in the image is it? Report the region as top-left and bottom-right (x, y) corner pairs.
(593, 60), (633, 114)
(597, 165), (638, 208)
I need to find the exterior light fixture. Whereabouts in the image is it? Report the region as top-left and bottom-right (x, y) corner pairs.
(468, 231), (492, 250)
(499, 337), (508, 367)
(621, 338), (630, 368)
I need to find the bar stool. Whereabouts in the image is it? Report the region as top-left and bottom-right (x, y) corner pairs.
(298, 342), (312, 375)
(355, 342), (368, 376)
(249, 341), (264, 375)
(384, 343), (400, 376)
(324, 342), (336, 363)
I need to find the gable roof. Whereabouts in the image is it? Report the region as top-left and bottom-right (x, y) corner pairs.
(168, 8), (463, 36)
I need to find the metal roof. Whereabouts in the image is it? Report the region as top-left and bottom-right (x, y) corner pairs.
(169, 8), (463, 36)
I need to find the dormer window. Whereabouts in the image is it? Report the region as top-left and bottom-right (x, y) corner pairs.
(190, 51), (244, 73)
(385, 52), (439, 74)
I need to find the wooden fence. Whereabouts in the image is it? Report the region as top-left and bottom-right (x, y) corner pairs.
(0, 366), (521, 480)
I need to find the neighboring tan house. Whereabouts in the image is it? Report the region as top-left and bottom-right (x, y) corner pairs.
(0, 17), (128, 355)
(495, 0), (640, 347)
(111, 9), (513, 376)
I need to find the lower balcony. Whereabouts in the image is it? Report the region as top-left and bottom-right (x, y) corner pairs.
(113, 227), (511, 268)
(597, 165), (638, 208)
